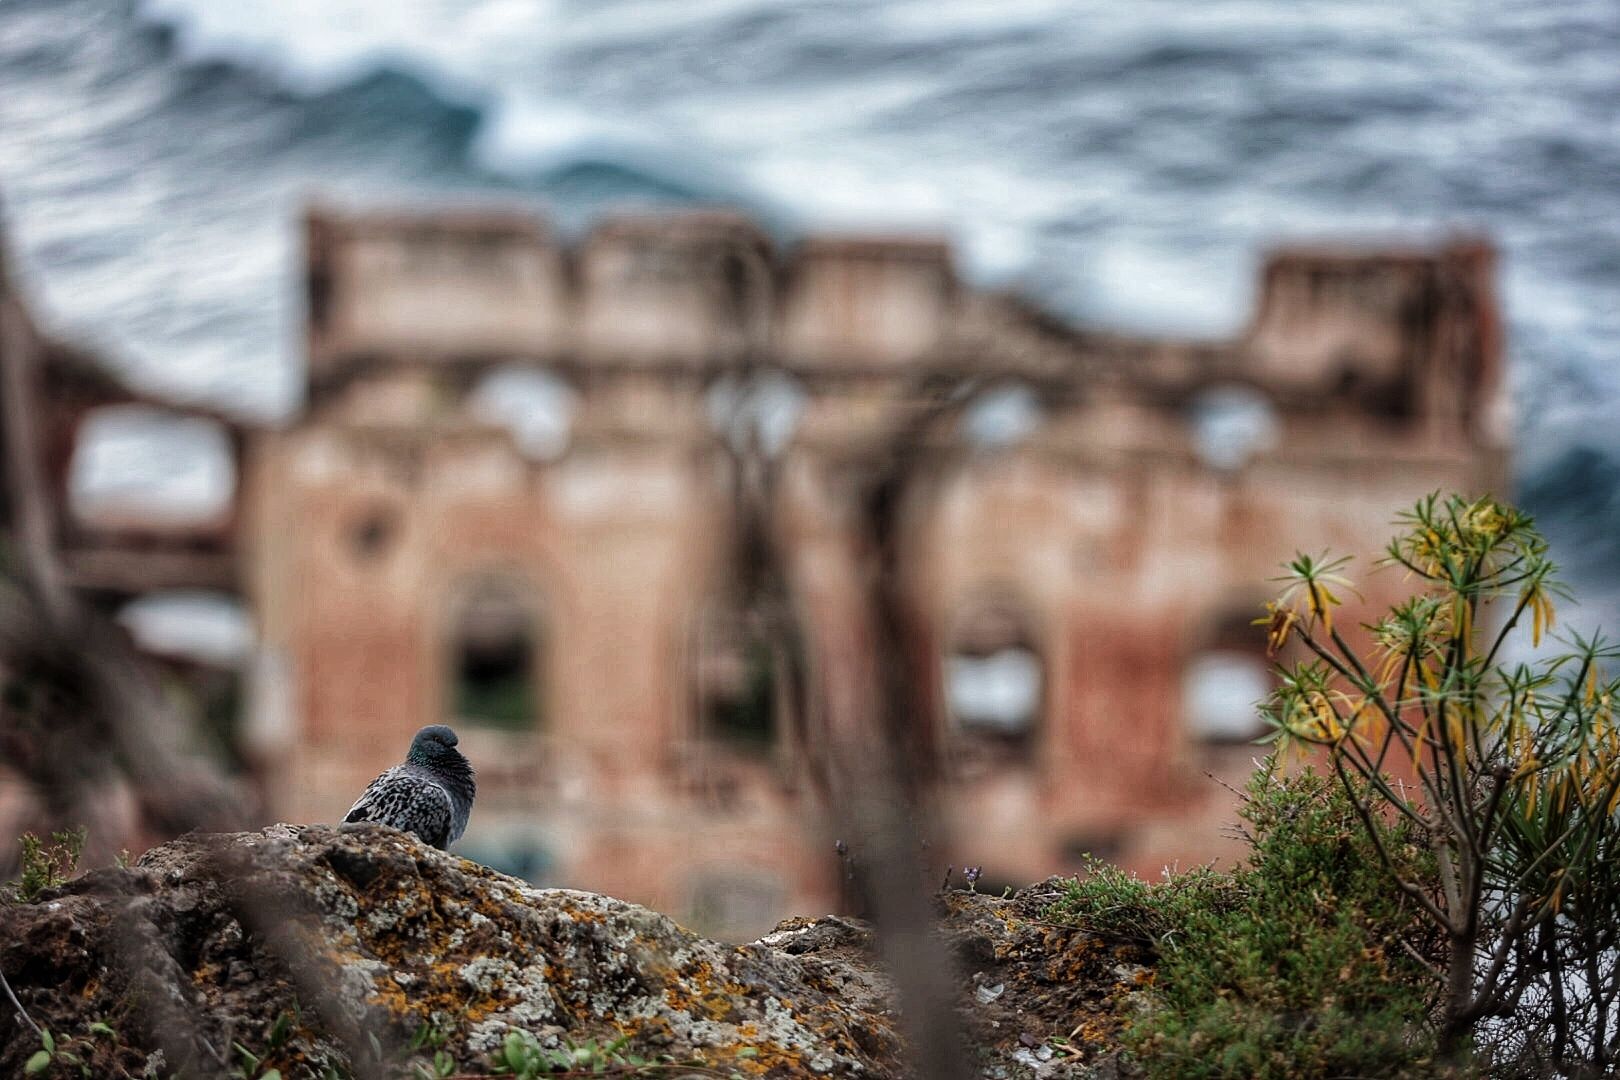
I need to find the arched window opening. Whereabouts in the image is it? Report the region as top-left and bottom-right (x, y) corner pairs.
(695, 610), (780, 750)
(455, 831), (557, 884)
(1058, 830), (1126, 865)
(467, 365), (578, 462)
(117, 589), (252, 767)
(705, 369), (807, 457)
(1187, 384), (1279, 471)
(1183, 649), (1272, 743)
(963, 381), (1043, 448)
(448, 577), (541, 732)
(347, 504), (400, 563)
(943, 602), (1044, 753)
(118, 590), (252, 668)
(68, 406), (235, 529)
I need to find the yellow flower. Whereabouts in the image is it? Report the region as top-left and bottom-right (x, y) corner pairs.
(1465, 499), (1504, 539)
(1259, 602), (1298, 658)
(1524, 585), (1557, 648)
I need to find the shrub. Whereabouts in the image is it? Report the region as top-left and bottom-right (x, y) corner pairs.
(9, 826), (86, 902)
(1050, 759), (1446, 1079)
(1263, 493), (1620, 1072)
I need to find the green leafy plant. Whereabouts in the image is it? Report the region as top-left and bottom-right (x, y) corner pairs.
(487, 1028), (735, 1077)
(491, 1031), (656, 1076)
(23, 1023), (117, 1078)
(488, 1030), (548, 1078)
(227, 1007), (307, 1080)
(408, 1049), (458, 1080)
(230, 1039), (283, 1080)
(405, 1019), (457, 1080)
(1261, 493), (1620, 1070)
(11, 827), (87, 902)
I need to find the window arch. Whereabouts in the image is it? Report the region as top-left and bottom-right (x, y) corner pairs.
(942, 597), (1045, 755)
(692, 604), (784, 752)
(454, 829), (558, 884)
(1182, 607), (1274, 743)
(117, 590), (252, 668)
(1182, 650), (1272, 742)
(705, 368), (807, 457)
(1187, 384), (1279, 471)
(962, 381), (1043, 449)
(446, 574), (544, 732)
(68, 406), (235, 529)
(467, 364), (578, 462)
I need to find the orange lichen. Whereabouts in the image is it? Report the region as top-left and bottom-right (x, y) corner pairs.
(1077, 1018), (1113, 1044)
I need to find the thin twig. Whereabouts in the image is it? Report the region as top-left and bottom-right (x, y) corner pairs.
(0, 962), (42, 1038)
(1395, 937), (1447, 984)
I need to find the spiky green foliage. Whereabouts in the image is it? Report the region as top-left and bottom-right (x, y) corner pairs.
(1261, 493), (1620, 1071)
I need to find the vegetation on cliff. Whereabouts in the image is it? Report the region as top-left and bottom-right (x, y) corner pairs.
(0, 822), (1158, 1079)
(1048, 763), (1445, 1079)
(1049, 494), (1620, 1078)
(1264, 494), (1620, 1074)
(6, 493), (1617, 1079)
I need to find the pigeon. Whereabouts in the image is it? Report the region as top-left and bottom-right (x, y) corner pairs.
(343, 725), (475, 849)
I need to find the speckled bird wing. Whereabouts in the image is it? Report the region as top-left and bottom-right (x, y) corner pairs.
(343, 767), (454, 849)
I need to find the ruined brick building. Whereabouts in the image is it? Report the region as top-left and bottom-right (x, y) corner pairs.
(0, 203), (1509, 936)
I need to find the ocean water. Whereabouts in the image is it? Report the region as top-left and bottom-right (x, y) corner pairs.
(0, 0), (1617, 628)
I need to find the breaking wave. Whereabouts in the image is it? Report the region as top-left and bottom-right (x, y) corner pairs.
(0, 0), (1613, 621)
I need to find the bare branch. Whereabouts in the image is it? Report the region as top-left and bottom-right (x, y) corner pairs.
(0, 963), (41, 1038)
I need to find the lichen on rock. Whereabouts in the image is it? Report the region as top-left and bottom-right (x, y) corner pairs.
(0, 826), (1148, 1078)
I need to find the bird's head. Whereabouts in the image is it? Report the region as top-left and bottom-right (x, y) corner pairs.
(407, 724), (465, 769)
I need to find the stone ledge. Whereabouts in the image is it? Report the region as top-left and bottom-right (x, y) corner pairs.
(1, 825), (1150, 1078)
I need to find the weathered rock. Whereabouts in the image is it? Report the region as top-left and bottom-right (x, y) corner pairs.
(0, 826), (1150, 1078)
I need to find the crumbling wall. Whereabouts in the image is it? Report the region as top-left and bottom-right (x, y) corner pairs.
(247, 204), (1511, 932)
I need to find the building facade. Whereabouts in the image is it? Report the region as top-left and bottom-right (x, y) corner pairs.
(221, 205), (1509, 935)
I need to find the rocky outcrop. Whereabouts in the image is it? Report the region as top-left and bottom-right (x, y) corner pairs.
(0, 825), (1151, 1078)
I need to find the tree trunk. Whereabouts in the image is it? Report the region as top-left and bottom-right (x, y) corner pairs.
(0, 296), (68, 619)
(1439, 928), (1477, 1061)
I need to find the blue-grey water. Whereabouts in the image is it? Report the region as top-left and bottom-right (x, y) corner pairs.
(1, 0), (1617, 630)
